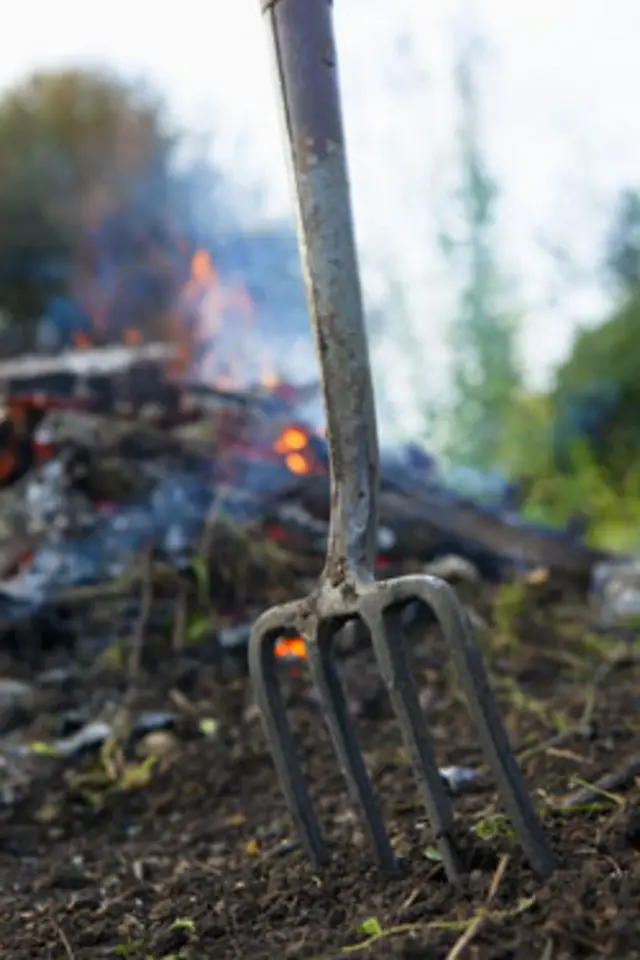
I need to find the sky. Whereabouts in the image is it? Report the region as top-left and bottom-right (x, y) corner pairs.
(1, 0), (639, 438)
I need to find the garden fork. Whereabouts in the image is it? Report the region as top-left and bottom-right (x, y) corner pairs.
(250, 0), (556, 881)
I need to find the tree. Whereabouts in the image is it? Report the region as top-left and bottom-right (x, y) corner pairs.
(0, 68), (188, 337)
(604, 188), (640, 296)
(438, 26), (522, 469)
(552, 294), (640, 477)
(543, 187), (640, 478)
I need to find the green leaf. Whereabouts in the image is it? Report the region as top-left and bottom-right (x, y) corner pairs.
(422, 846), (444, 862)
(358, 917), (383, 938)
(191, 556), (209, 604)
(30, 740), (60, 757)
(186, 612), (212, 644)
(198, 717), (219, 738)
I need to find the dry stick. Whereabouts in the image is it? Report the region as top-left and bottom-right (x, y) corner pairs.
(515, 692), (598, 767)
(0, 536), (37, 580)
(127, 546), (154, 698)
(195, 490), (227, 668)
(103, 547), (155, 778)
(171, 576), (189, 652)
(198, 488), (225, 564)
(50, 917), (75, 960)
(444, 855), (511, 960)
(59, 558), (185, 608)
(559, 753), (640, 808)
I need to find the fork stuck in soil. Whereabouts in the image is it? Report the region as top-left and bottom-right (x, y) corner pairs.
(249, 0), (556, 881)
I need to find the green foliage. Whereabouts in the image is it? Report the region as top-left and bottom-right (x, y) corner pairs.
(498, 386), (640, 553)
(498, 391), (555, 480)
(554, 295), (640, 472)
(555, 295), (640, 398)
(486, 276), (640, 551)
(522, 444), (640, 553)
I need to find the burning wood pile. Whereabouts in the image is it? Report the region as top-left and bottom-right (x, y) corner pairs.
(0, 334), (621, 670)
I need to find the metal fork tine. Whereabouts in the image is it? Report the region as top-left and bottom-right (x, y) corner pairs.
(307, 621), (399, 874)
(249, 606), (328, 866)
(373, 576), (556, 879)
(360, 602), (463, 881)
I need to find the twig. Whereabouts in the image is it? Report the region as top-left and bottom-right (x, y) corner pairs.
(339, 892), (534, 956)
(445, 855), (510, 960)
(559, 754), (640, 808)
(0, 536), (37, 579)
(198, 488), (225, 566)
(50, 917), (75, 959)
(127, 546), (153, 697)
(171, 577), (189, 652)
(195, 491), (226, 669)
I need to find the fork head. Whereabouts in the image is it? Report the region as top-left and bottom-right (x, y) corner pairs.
(249, 571), (556, 880)
(252, 0), (555, 883)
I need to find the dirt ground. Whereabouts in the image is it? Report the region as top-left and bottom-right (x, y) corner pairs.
(0, 580), (639, 959)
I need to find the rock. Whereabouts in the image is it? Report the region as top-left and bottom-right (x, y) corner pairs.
(423, 554), (480, 584)
(590, 559), (640, 628)
(0, 678), (37, 729)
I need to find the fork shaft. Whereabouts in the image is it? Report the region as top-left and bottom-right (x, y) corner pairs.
(261, 0), (379, 584)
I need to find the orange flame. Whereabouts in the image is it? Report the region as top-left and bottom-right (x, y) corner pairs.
(167, 248), (260, 388)
(274, 636), (307, 660)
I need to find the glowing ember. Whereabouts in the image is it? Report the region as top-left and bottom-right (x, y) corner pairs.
(273, 425), (312, 475)
(285, 452), (310, 475)
(274, 636), (307, 660)
(0, 450), (17, 482)
(274, 426), (309, 454)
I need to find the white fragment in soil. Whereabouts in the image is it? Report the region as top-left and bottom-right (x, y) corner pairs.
(591, 559), (640, 627)
(439, 765), (484, 794)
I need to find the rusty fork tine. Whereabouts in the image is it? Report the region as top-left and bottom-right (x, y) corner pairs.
(251, 0), (556, 879)
(397, 577), (554, 877)
(361, 578), (556, 879)
(307, 621), (399, 874)
(250, 604), (328, 865)
(359, 600), (463, 879)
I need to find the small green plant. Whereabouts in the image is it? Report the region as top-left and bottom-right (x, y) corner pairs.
(114, 938), (147, 958)
(492, 580), (527, 650)
(471, 813), (516, 843)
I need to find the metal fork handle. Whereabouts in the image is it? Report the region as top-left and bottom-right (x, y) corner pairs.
(260, 0), (379, 584)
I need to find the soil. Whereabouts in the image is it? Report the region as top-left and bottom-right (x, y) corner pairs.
(0, 580), (639, 959)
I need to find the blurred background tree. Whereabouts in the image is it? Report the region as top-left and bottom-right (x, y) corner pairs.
(604, 188), (640, 296)
(424, 12), (640, 549)
(438, 26), (522, 471)
(548, 186), (640, 484)
(0, 68), (189, 343)
(504, 190), (640, 550)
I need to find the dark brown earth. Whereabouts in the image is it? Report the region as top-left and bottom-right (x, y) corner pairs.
(0, 578), (639, 960)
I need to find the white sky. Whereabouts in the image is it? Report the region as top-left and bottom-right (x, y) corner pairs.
(1, 0), (639, 436)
